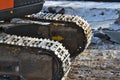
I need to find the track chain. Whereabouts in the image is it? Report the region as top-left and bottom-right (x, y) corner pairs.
(0, 12), (92, 80)
(30, 12), (92, 49)
(0, 33), (71, 80)
(14, 12), (92, 56)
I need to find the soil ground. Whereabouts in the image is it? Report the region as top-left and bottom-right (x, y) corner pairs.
(66, 42), (120, 80)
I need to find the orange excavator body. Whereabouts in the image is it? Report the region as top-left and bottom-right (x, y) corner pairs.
(0, 0), (44, 20)
(0, 0), (14, 10)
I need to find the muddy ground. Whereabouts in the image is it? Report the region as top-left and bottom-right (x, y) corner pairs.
(66, 42), (120, 80)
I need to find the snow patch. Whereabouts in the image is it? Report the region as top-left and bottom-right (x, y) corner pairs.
(42, 1), (120, 44)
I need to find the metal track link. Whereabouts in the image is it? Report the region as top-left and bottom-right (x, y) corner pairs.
(13, 12), (92, 57)
(0, 12), (92, 80)
(0, 33), (71, 80)
(30, 12), (92, 50)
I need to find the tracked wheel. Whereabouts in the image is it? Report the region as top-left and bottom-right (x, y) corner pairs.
(0, 33), (71, 80)
(2, 12), (92, 58)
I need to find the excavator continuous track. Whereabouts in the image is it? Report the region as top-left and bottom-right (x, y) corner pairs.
(0, 0), (92, 80)
(3, 12), (92, 57)
(29, 12), (92, 56)
(0, 12), (92, 80)
(0, 33), (71, 80)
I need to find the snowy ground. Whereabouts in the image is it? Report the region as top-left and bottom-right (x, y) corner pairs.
(43, 1), (120, 29)
(42, 1), (120, 44)
(42, 1), (120, 80)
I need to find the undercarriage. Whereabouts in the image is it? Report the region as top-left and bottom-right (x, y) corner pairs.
(0, 0), (92, 80)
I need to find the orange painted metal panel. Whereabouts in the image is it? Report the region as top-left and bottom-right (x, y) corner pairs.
(0, 0), (14, 10)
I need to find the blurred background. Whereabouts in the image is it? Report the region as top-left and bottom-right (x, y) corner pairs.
(47, 0), (120, 2)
